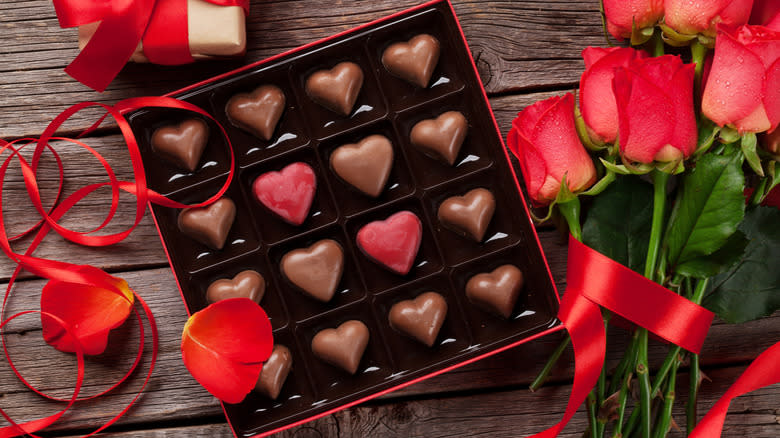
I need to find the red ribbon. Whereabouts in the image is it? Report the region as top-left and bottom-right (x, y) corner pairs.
(0, 96), (235, 436)
(529, 236), (780, 437)
(53, 0), (251, 92)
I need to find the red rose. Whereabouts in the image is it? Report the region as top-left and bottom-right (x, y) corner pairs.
(603, 0), (664, 40)
(750, 0), (780, 29)
(665, 0), (753, 37)
(507, 93), (597, 205)
(702, 25), (780, 133)
(613, 55), (697, 163)
(580, 47), (649, 144)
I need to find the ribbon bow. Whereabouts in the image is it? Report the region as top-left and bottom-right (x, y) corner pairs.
(52, 0), (250, 92)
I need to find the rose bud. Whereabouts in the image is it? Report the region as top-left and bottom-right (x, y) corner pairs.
(613, 55), (697, 164)
(603, 0), (664, 40)
(750, 0), (780, 29)
(579, 47), (649, 145)
(507, 93), (597, 205)
(702, 25), (780, 134)
(664, 0), (753, 38)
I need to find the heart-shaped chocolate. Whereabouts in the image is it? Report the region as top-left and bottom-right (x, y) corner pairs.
(177, 198), (236, 250)
(357, 211), (423, 276)
(330, 135), (394, 198)
(255, 344), (293, 400)
(281, 239), (344, 302)
(465, 264), (524, 319)
(410, 111), (468, 165)
(151, 119), (209, 172)
(206, 270), (266, 304)
(311, 320), (369, 375)
(226, 85), (286, 141)
(252, 162), (317, 226)
(437, 188), (496, 242)
(388, 291), (448, 347)
(305, 62), (364, 116)
(382, 34), (441, 88)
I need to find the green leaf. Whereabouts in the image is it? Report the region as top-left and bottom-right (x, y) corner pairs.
(675, 230), (748, 278)
(665, 152), (745, 268)
(583, 176), (653, 273)
(704, 206), (780, 323)
(740, 133), (764, 177)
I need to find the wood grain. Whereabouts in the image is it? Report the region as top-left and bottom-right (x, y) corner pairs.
(0, 1), (597, 138)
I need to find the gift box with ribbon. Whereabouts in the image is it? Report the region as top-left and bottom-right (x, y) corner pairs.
(53, 0), (250, 92)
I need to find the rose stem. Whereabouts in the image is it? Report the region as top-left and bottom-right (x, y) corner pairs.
(611, 331), (640, 438)
(686, 279), (709, 434)
(588, 392), (599, 437)
(638, 170), (671, 438)
(653, 357), (680, 438)
(690, 41), (707, 107)
(530, 336), (570, 391)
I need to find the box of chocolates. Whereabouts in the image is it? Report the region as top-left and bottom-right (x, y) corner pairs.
(127, 0), (561, 436)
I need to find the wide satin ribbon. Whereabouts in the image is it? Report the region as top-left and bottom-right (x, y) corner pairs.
(529, 236), (779, 437)
(52, 0), (250, 92)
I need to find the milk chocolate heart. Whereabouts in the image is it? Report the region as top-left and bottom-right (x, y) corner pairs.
(437, 188), (496, 242)
(388, 291), (448, 347)
(356, 211), (422, 276)
(255, 344), (292, 400)
(305, 62), (364, 116)
(281, 239), (344, 302)
(311, 320), (369, 375)
(330, 135), (394, 198)
(151, 118), (209, 172)
(465, 264), (524, 319)
(410, 111), (468, 165)
(206, 270), (266, 304)
(226, 85), (286, 141)
(177, 198), (236, 250)
(382, 34), (441, 88)
(252, 162), (317, 226)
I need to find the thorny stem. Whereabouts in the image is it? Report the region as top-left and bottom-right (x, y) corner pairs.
(686, 279), (709, 434)
(611, 330), (640, 438)
(530, 336), (570, 392)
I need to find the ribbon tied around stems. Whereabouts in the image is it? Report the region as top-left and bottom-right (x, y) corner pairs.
(52, 0), (251, 92)
(531, 236), (780, 438)
(0, 96), (235, 436)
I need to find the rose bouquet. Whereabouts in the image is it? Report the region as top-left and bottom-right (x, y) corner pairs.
(509, 1), (780, 437)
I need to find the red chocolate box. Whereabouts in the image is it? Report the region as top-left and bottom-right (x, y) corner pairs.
(128, 1), (562, 436)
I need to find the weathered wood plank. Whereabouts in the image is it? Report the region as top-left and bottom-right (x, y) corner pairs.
(0, 0), (600, 137)
(0, 266), (777, 435)
(51, 366), (780, 437)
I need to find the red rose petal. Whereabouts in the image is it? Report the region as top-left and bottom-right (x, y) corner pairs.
(40, 266), (134, 356)
(181, 298), (273, 404)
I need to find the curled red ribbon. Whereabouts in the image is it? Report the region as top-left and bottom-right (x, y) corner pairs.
(529, 236), (779, 437)
(53, 0), (251, 91)
(0, 96), (235, 436)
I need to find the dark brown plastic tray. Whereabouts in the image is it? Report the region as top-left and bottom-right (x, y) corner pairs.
(127, 1), (560, 436)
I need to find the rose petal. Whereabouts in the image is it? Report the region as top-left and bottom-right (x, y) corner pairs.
(603, 0), (664, 38)
(41, 267), (134, 356)
(702, 28), (766, 128)
(181, 298), (273, 404)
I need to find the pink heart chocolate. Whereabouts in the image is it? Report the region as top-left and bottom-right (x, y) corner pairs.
(356, 211), (422, 275)
(252, 162), (317, 226)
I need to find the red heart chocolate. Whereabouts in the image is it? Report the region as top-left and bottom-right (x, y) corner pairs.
(356, 211), (422, 275)
(226, 85), (286, 141)
(311, 320), (369, 375)
(382, 34), (441, 88)
(437, 188), (496, 242)
(388, 291), (448, 347)
(410, 111), (468, 165)
(305, 62), (364, 116)
(465, 264), (524, 319)
(330, 134), (394, 198)
(255, 344), (293, 400)
(252, 162), (317, 226)
(177, 198), (236, 250)
(206, 270), (266, 304)
(281, 239), (344, 302)
(151, 118), (209, 172)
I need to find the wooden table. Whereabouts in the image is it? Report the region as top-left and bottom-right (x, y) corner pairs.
(0, 1), (777, 436)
